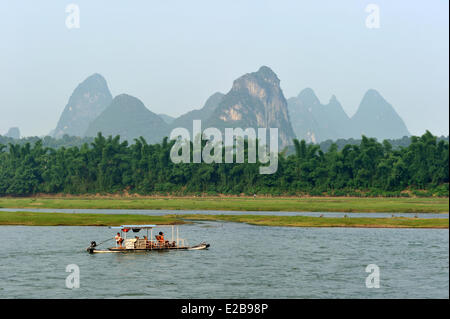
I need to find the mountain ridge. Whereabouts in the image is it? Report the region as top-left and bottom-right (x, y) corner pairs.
(84, 93), (169, 143)
(205, 66), (296, 147)
(351, 89), (410, 140)
(50, 69), (410, 145)
(53, 73), (113, 138)
(170, 92), (225, 130)
(288, 88), (409, 143)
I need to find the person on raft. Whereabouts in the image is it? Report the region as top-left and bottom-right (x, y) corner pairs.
(115, 232), (124, 247)
(155, 232), (166, 246)
(156, 231), (164, 242)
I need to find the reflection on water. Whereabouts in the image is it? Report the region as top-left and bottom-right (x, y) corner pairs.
(0, 222), (448, 298)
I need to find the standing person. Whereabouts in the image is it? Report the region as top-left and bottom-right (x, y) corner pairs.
(115, 232), (123, 247)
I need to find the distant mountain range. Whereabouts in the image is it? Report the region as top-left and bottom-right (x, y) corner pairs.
(49, 66), (410, 145)
(288, 89), (353, 143)
(288, 88), (410, 143)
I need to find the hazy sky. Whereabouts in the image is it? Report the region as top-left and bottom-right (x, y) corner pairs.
(0, 0), (448, 137)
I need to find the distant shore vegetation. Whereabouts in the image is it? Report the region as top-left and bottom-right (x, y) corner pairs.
(0, 131), (448, 197)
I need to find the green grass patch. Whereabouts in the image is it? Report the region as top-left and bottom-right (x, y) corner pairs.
(0, 211), (185, 226)
(0, 196), (448, 213)
(175, 214), (449, 229)
(0, 211), (447, 229)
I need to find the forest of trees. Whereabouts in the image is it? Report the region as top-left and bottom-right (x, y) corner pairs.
(2, 133), (448, 153)
(0, 131), (448, 197)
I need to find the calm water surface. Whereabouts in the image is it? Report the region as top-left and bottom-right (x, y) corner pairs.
(0, 220), (448, 298)
(0, 208), (447, 219)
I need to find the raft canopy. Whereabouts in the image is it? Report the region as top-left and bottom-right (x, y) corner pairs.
(110, 225), (157, 230)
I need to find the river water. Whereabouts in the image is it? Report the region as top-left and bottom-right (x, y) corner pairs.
(0, 208), (447, 219)
(0, 219), (448, 298)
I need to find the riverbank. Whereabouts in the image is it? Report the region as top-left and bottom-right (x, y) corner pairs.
(176, 214), (449, 229)
(0, 211), (185, 226)
(0, 196), (448, 213)
(0, 211), (448, 228)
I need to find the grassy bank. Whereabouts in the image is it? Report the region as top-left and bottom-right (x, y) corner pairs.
(0, 211), (185, 226)
(0, 211), (447, 228)
(176, 214), (449, 229)
(0, 196), (448, 213)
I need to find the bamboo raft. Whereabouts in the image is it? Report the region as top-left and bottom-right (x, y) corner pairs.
(86, 224), (210, 254)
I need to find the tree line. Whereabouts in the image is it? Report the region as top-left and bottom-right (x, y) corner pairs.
(0, 131), (448, 197)
(2, 133), (448, 153)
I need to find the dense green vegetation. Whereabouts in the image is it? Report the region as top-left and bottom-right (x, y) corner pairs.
(0, 134), (94, 150)
(316, 135), (449, 153)
(0, 131), (448, 197)
(2, 133), (447, 153)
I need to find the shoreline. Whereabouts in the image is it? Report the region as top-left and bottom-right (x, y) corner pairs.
(2, 193), (449, 199)
(177, 214), (449, 229)
(0, 196), (448, 214)
(0, 211), (448, 229)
